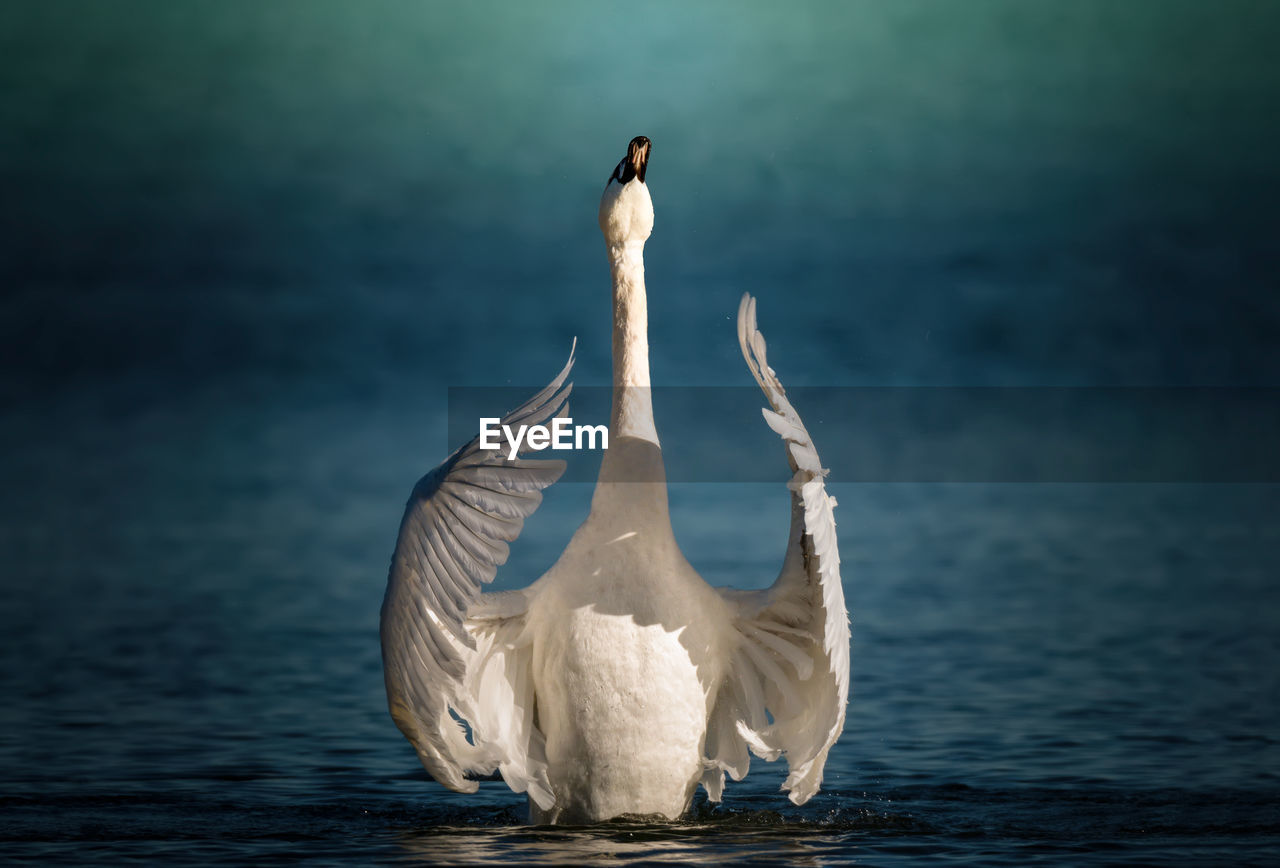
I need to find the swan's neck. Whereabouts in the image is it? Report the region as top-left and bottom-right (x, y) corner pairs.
(586, 239), (671, 533)
(608, 241), (658, 445)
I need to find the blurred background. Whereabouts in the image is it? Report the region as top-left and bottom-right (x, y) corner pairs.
(2, 1), (1278, 862)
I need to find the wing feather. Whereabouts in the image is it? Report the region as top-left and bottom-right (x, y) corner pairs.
(380, 345), (573, 810)
(702, 294), (851, 806)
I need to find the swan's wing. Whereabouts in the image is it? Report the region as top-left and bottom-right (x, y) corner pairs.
(379, 345), (575, 810)
(702, 295), (850, 805)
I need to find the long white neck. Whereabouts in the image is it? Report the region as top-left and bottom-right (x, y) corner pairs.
(607, 240), (659, 445)
(590, 237), (669, 522)
(587, 155), (668, 527)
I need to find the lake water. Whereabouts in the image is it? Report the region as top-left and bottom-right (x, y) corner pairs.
(3, 1), (1278, 863)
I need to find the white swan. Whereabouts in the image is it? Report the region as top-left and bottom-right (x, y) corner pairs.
(380, 136), (849, 823)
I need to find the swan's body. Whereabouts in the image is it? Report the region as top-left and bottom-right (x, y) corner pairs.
(381, 136), (849, 823)
(527, 512), (724, 821)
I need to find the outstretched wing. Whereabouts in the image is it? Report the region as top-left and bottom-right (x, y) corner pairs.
(701, 295), (850, 805)
(379, 345), (575, 810)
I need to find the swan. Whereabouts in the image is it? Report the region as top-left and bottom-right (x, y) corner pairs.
(380, 135), (849, 823)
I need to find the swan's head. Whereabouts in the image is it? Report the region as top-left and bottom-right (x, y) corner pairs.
(598, 135), (654, 247)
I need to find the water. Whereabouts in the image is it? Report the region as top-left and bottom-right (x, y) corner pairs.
(3, 1), (1279, 863)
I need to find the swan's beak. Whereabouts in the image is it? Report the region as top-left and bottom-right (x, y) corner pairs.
(610, 135), (651, 185)
(627, 136), (650, 183)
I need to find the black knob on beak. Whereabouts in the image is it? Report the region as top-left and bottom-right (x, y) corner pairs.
(610, 135), (651, 185)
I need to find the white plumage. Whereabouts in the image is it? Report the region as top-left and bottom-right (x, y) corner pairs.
(380, 136), (849, 823)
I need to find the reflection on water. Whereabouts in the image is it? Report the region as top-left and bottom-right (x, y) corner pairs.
(386, 793), (935, 864)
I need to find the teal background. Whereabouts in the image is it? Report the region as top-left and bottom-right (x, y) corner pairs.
(4, 0), (1278, 395)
